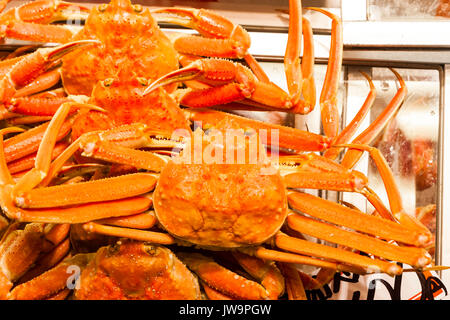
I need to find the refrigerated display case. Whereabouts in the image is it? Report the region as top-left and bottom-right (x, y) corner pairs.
(0, 0), (448, 300)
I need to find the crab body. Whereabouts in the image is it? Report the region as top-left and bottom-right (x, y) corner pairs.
(154, 161), (287, 248)
(62, 0), (179, 97)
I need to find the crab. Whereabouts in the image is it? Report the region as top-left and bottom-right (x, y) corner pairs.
(0, 0), (438, 300)
(0, 0), (347, 170)
(7, 239), (203, 300)
(0, 99), (436, 300)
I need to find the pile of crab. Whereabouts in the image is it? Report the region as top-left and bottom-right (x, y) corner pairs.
(0, 0), (438, 300)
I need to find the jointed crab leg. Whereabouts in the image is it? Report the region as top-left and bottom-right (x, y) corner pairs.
(187, 109), (331, 152)
(231, 251), (285, 300)
(278, 263), (307, 300)
(274, 233), (402, 275)
(7, 141), (67, 175)
(323, 72), (376, 160)
(337, 143), (433, 235)
(15, 173), (157, 209)
(3, 118), (71, 164)
(287, 211), (430, 268)
(0, 0), (89, 24)
(306, 7), (342, 138)
(151, 7), (250, 59)
(0, 0), (89, 43)
(40, 123), (180, 187)
(0, 40), (98, 108)
(284, 0), (315, 114)
(12, 68), (62, 99)
(287, 191), (430, 247)
(340, 69), (407, 169)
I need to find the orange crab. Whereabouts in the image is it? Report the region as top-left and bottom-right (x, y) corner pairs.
(0, 0), (341, 177)
(7, 239), (203, 300)
(0, 0), (438, 300)
(0, 102), (436, 299)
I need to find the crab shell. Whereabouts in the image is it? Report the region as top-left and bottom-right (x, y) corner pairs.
(61, 0), (179, 96)
(154, 161), (288, 248)
(74, 240), (201, 300)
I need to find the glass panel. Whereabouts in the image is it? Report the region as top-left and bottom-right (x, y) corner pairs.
(346, 67), (440, 260)
(368, 0), (450, 20)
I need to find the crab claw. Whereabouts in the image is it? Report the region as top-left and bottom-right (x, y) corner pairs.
(44, 40), (101, 63)
(143, 63), (203, 96)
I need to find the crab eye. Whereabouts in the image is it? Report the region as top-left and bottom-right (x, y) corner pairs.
(136, 77), (148, 86)
(102, 78), (114, 87)
(132, 4), (143, 13)
(98, 3), (108, 12)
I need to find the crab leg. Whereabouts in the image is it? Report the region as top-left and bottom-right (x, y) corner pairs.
(12, 102), (96, 194)
(287, 211), (431, 268)
(9, 253), (93, 300)
(18, 237), (70, 284)
(340, 69), (407, 169)
(306, 7), (343, 138)
(0, 40), (98, 106)
(15, 173), (157, 209)
(7, 141), (68, 175)
(0, 0), (89, 24)
(40, 123), (181, 187)
(8, 95), (71, 117)
(0, 222), (46, 298)
(151, 7), (250, 59)
(82, 222), (176, 245)
(1, 22), (74, 44)
(278, 263), (307, 300)
(231, 251), (285, 300)
(280, 153), (404, 220)
(288, 191), (431, 246)
(7, 116), (53, 126)
(187, 109), (331, 152)
(4, 118), (71, 163)
(179, 253), (270, 300)
(323, 72), (376, 159)
(284, 0), (316, 114)
(145, 58), (296, 111)
(0, 0), (89, 43)
(13, 68), (62, 98)
(337, 143), (433, 236)
(274, 233), (402, 276)
(94, 211), (157, 230)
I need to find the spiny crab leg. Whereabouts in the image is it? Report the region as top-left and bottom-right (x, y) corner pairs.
(39, 123), (180, 187)
(0, 0), (90, 24)
(15, 173), (157, 209)
(0, 0), (90, 43)
(151, 7), (250, 59)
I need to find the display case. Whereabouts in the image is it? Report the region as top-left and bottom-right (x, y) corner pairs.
(0, 0), (448, 300)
